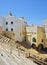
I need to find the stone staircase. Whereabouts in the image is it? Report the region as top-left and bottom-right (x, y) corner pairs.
(0, 34), (37, 65)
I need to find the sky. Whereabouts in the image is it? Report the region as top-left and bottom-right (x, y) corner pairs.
(0, 0), (47, 25)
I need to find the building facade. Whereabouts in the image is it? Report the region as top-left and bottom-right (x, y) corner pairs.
(0, 13), (27, 42)
(0, 13), (47, 48)
(26, 25), (47, 48)
(26, 25), (37, 46)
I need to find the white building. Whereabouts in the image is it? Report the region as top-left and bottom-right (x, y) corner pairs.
(0, 13), (27, 42)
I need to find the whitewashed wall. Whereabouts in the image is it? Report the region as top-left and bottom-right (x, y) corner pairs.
(2, 15), (27, 42)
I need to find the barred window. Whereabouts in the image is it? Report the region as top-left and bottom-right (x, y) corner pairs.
(11, 28), (13, 31)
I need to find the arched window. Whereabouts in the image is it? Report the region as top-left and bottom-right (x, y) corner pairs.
(11, 28), (13, 31)
(6, 28), (8, 31)
(32, 37), (36, 42)
(11, 21), (13, 24)
(41, 39), (43, 42)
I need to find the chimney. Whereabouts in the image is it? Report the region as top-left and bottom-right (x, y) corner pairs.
(9, 13), (12, 16)
(21, 17), (24, 19)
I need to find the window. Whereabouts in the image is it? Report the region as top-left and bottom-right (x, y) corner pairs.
(32, 37), (36, 42)
(6, 28), (8, 31)
(11, 28), (13, 31)
(41, 39), (43, 42)
(6, 22), (8, 25)
(11, 21), (13, 24)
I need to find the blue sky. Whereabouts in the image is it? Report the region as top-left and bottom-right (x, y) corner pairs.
(0, 0), (47, 25)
